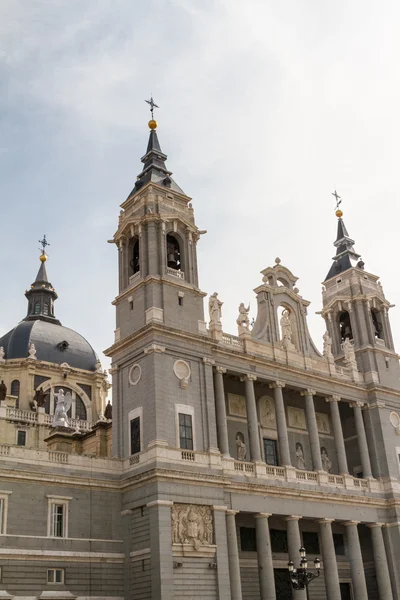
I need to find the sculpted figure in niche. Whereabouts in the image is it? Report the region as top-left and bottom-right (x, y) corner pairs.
(323, 331), (333, 357)
(236, 303), (250, 333)
(52, 389), (72, 428)
(295, 442), (306, 470)
(321, 447), (332, 473)
(208, 292), (223, 326)
(236, 432), (247, 461)
(342, 339), (357, 367)
(0, 380), (7, 402)
(280, 309), (294, 349)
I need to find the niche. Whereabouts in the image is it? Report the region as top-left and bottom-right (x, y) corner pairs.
(129, 238), (140, 275)
(166, 234), (182, 270)
(338, 311), (353, 342)
(371, 308), (384, 340)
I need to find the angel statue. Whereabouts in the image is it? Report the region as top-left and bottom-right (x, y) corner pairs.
(52, 389), (72, 428)
(236, 303), (250, 334)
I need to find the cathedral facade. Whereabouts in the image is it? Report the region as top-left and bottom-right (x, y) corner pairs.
(0, 117), (399, 600)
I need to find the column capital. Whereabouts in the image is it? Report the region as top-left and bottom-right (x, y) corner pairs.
(367, 522), (384, 529)
(269, 380), (285, 389)
(146, 500), (173, 508)
(350, 401), (365, 409)
(203, 357), (215, 366)
(284, 515), (302, 522)
(325, 395), (341, 403)
(226, 509), (239, 516)
(215, 366), (227, 374)
(255, 512), (272, 519)
(240, 373), (257, 382)
(343, 520), (360, 527)
(301, 388), (316, 397)
(317, 518), (335, 524)
(212, 505), (228, 512)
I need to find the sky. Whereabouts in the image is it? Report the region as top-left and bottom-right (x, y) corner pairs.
(1, 0), (400, 379)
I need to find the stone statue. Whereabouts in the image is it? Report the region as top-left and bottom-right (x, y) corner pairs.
(295, 442), (306, 470)
(33, 387), (48, 408)
(171, 504), (213, 550)
(208, 293), (223, 326)
(321, 447), (332, 473)
(322, 331), (333, 357)
(236, 303), (250, 334)
(236, 433), (247, 461)
(342, 339), (357, 368)
(28, 343), (37, 359)
(0, 380), (7, 402)
(52, 389), (72, 428)
(280, 309), (293, 349)
(104, 400), (112, 420)
(0, 347), (5, 363)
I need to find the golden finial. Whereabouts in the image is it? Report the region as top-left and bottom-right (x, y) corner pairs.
(332, 190), (343, 218)
(38, 235), (49, 262)
(39, 254), (47, 263)
(145, 96), (159, 130)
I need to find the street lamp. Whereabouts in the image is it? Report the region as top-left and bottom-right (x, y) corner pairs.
(288, 547), (320, 598)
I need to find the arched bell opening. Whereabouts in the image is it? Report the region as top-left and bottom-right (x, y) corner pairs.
(166, 234), (182, 271)
(371, 308), (384, 340)
(338, 311), (353, 342)
(129, 237), (140, 275)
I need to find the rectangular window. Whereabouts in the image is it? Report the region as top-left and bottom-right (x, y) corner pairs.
(47, 568), (64, 583)
(302, 531), (320, 554)
(263, 439), (278, 466)
(51, 504), (65, 538)
(130, 417), (141, 455)
(270, 528), (288, 553)
(340, 582), (352, 600)
(17, 431), (26, 446)
(179, 413), (193, 450)
(240, 527), (257, 552)
(333, 533), (345, 555)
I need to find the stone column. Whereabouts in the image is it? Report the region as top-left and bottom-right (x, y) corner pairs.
(147, 500), (174, 600)
(255, 513), (276, 600)
(213, 506), (232, 600)
(318, 519), (341, 600)
(343, 521), (368, 600)
(351, 402), (373, 478)
(213, 367), (230, 456)
(241, 374), (261, 462)
(325, 396), (348, 474)
(269, 381), (291, 466)
(301, 389), (323, 471)
(226, 510), (243, 600)
(285, 516), (307, 600)
(368, 523), (394, 600)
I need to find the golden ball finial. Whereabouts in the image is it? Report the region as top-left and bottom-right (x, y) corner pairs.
(39, 253), (47, 263)
(335, 209), (343, 218)
(148, 119), (157, 130)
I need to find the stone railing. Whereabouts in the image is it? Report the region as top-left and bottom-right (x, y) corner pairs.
(129, 271), (141, 285)
(221, 334), (243, 350)
(166, 267), (185, 280)
(6, 408), (37, 423)
(5, 407), (93, 432)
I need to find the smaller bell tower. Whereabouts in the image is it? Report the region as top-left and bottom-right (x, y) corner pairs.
(321, 203), (400, 387)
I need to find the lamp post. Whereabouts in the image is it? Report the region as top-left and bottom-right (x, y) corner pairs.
(288, 546), (321, 599)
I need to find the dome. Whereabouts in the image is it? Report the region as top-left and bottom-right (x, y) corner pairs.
(0, 320), (99, 372)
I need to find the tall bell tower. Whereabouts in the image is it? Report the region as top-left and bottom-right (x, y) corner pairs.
(110, 107), (206, 343)
(321, 202), (400, 387)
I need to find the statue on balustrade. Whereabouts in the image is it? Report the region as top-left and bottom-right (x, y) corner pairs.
(52, 389), (72, 428)
(322, 331), (333, 357)
(0, 380), (7, 402)
(236, 433), (247, 461)
(104, 400), (112, 420)
(33, 387), (48, 408)
(295, 442), (306, 470)
(236, 303), (250, 334)
(208, 292), (223, 326)
(321, 447), (332, 473)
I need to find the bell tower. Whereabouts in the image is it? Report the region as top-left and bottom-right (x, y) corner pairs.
(110, 107), (206, 343)
(321, 203), (400, 387)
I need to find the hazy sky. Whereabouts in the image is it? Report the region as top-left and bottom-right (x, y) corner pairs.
(1, 0), (400, 375)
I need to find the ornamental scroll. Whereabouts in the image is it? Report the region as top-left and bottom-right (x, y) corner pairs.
(171, 504), (213, 550)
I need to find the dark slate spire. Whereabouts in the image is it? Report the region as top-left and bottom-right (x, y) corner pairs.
(126, 118), (185, 199)
(24, 256), (61, 325)
(325, 210), (362, 281)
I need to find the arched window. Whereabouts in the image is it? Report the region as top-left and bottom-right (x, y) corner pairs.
(75, 395), (87, 421)
(34, 302), (41, 314)
(11, 380), (20, 409)
(338, 311), (353, 342)
(166, 235), (181, 271)
(371, 309), (384, 340)
(129, 238), (140, 275)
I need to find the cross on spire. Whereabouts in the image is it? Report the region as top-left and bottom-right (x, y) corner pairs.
(38, 235), (50, 256)
(332, 190), (342, 210)
(145, 96), (159, 119)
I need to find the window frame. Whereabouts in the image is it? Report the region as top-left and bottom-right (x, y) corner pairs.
(47, 495), (72, 538)
(128, 407), (143, 455)
(240, 526), (257, 552)
(0, 491), (12, 535)
(263, 438), (279, 466)
(47, 568), (65, 584)
(16, 430), (27, 446)
(175, 404), (196, 450)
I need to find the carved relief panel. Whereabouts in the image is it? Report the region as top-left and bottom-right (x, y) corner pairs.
(172, 504), (213, 550)
(287, 407), (306, 430)
(228, 393), (247, 418)
(259, 396), (277, 428)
